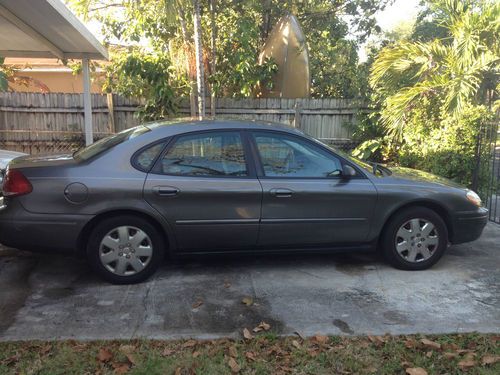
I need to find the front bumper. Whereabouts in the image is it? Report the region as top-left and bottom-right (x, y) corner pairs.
(0, 197), (92, 253)
(450, 207), (489, 244)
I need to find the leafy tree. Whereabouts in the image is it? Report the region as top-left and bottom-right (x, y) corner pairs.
(354, 0), (499, 194)
(67, 0), (389, 108)
(371, 0), (499, 140)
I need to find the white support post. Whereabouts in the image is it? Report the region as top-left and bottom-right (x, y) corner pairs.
(82, 58), (93, 146)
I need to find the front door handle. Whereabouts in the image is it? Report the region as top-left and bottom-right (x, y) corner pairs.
(153, 186), (179, 197)
(270, 188), (293, 198)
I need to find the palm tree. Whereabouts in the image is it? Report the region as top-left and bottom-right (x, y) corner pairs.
(371, 0), (499, 140)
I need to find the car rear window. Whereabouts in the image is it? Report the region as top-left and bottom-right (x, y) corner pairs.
(73, 126), (150, 161)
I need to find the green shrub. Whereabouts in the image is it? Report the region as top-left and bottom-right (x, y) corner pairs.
(398, 105), (495, 197)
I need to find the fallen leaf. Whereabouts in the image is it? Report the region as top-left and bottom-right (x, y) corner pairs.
(458, 359), (476, 370)
(228, 357), (241, 373)
(228, 345), (238, 358)
(162, 348), (175, 356)
(125, 354), (137, 365)
(253, 321), (271, 332)
(119, 345), (135, 355)
(425, 351), (432, 358)
(307, 348), (319, 357)
(405, 368), (428, 375)
(71, 342), (88, 352)
(367, 335), (385, 346)
(39, 344), (52, 355)
(245, 351), (256, 361)
(467, 341), (478, 350)
(192, 351), (200, 358)
(97, 348), (113, 363)
(243, 328), (253, 340)
(404, 339), (416, 349)
(443, 352), (459, 359)
(241, 297), (254, 306)
(442, 343), (459, 351)
(182, 339), (197, 348)
(192, 299), (204, 309)
(482, 355), (500, 365)
(421, 338), (441, 350)
(292, 340), (301, 349)
(314, 335), (329, 344)
(113, 363), (130, 374)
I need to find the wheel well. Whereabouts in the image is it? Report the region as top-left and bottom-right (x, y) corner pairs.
(381, 201), (453, 242)
(77, 209), (169, 256)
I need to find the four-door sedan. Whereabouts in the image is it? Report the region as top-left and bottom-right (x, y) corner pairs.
(0, 120), (488, 283)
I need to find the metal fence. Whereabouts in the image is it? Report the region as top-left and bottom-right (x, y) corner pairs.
(482, 119), (500, 223)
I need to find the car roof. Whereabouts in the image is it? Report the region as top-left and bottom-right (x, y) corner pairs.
(142, 118), (304, 137)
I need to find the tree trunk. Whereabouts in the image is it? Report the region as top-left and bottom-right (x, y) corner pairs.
(192, 0), (205, 119)
(261, 0), (272, 41)
(177, 3), (197, 117)
(210, 0), (217, 117)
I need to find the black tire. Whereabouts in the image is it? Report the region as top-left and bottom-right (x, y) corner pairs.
(87, 215), (165, 284)
(381, 207), (448, 270)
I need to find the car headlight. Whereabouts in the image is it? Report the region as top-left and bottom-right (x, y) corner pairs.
(466, 190), (482, 207)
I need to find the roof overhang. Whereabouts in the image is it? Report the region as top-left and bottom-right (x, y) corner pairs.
(0, 0), (108, 60)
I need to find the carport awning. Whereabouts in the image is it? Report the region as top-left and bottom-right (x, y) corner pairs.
(0, 0), (108, 146)
(0, 0), (107, 60)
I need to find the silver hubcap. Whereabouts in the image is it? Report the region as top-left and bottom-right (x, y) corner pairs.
(99, 226), (153, 276)
(395, 218), (439, 263)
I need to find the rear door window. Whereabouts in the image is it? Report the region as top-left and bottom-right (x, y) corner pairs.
(158, 131), (248, 177)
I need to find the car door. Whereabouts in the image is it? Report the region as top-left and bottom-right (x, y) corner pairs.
(143, 130), (262, 252)
(250, 130), (377, 247)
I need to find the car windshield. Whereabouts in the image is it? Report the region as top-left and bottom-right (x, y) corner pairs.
(312, 138), (376, 174)
(73, 126), (150, 161)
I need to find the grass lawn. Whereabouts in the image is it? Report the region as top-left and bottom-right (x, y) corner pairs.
(0, 333), (498, 375)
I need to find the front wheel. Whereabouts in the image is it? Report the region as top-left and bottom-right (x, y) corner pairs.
(381, 207), (448, 270)
(87, 215), (164, 284)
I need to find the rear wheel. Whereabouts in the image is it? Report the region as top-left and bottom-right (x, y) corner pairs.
(381, 207), (448, 270)
(87, 215), (164, 284)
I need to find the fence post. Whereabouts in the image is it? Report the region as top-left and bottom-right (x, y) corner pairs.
(106, 93), (115, 133)
(293, 99), (302, 129)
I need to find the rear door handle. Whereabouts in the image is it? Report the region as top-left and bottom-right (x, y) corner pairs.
(153, 186), (179, 197)
(270, 188), (293, 198)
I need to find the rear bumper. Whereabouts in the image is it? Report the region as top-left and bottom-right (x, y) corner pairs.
(450, 207), (488, 244)
(0, 197), (92, 253)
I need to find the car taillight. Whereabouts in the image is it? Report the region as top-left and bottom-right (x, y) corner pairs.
(2, 169), (33, 197)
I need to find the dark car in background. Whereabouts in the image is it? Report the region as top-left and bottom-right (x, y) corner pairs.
(0, 120), (488, 283)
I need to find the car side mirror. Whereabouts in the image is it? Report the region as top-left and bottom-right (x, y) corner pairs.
(342, 165), (356, 178)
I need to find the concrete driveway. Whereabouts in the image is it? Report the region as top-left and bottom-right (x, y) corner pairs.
(1, 224), (499, 341)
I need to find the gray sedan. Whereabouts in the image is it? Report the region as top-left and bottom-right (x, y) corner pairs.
(0, 120), (488, 283)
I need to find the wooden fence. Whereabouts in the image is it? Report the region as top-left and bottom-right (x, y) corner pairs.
(0, 93), (366, 154)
